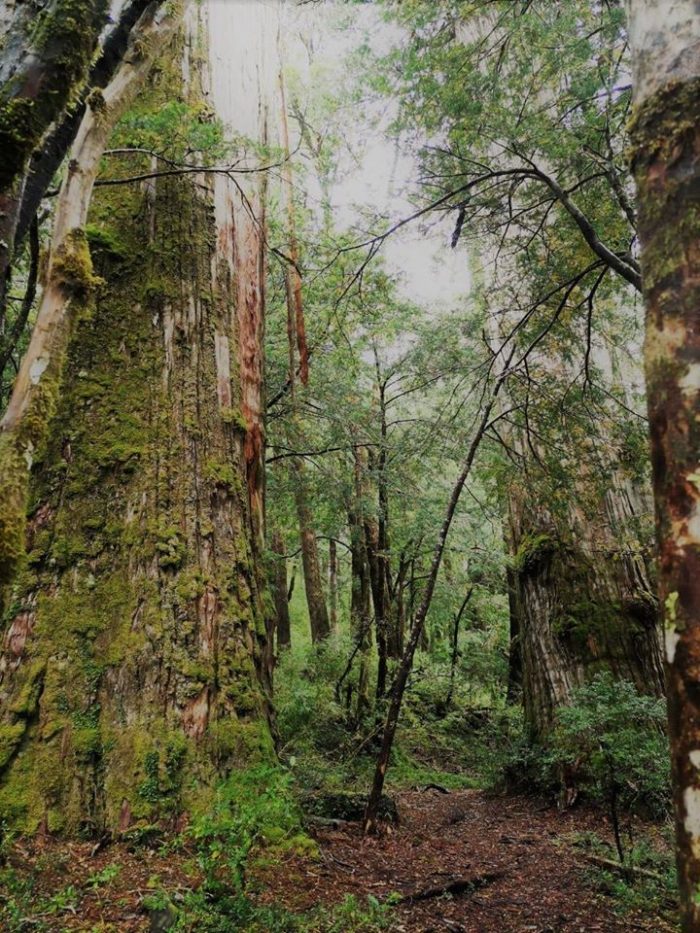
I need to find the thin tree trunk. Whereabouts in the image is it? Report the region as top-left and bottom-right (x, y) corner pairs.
(329, 537), (339, 632)
(625, 2), (700, 925)
(350, 447), (373, 717)
(364, 504), (389, 697)
(292, 457), (330, 643)
(446, 586), (474, 708)
(272, 530), (291, 650)
(363, 351), (513, 832)
(278, 67), (308, 386)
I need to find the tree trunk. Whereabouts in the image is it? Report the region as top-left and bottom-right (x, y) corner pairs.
(292, 457), (330, 643)
(508, 480), (664, 740)
(0, 1), (178, 595)
(625, 2), (700, 926)
(349, 499), (372, 718)
(0, 2), (277, 836)
(329, 537), (339, 632)
(364, 503), (389, 696)
(364, 350), (513, 832)
(505, 564), (522, 704)
(271, 530), (291, 650)
(0, 0), (111, 318)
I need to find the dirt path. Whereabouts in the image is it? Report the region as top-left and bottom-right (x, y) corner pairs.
(2, 789), (674, 930)
(259, 789), (674, 932)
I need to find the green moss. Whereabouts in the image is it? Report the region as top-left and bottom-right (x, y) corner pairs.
(511, 532), (555, 574)
(0, 723), (27, 770)
(85, 224), (126, 262)
(0, 0), (109, 191)
(52, 229), (103, 298)
(9, 660), (45, 716)
(0, 435), (28, 589)
(628, 77), (700, 167)
(221, 406), (248, 432)
(203, 458), (238, 491)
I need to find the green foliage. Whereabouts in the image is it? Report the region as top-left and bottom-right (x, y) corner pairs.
(549, 674), (670, 818)
(571, 830), (677, 921)
(188, 765), (305, 892)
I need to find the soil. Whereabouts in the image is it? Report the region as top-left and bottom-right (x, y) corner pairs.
(259, 788), (675, 932)
(0, 789), (676, 932)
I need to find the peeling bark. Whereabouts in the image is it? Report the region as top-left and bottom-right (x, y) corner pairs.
(626, 1), (700, 924)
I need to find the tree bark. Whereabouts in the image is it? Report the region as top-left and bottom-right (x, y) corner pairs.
(329, 537), (339, 632)
(271, 530), (291, 650)
(626, 2), (700, 926)
(0, 2), (276, 836)
(508, 480), (664, 740)
(292, 457), (330, 643)
(0, 0), (111, 319)
(350, 451), (372, 718)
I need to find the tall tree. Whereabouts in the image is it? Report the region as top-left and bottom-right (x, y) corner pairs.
(0, 1), (278, 834)
(625, 1), (700, 927)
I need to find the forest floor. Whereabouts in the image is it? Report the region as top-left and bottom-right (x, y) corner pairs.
(0, 788), (677, 931)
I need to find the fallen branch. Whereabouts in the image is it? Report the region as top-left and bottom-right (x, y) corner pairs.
(579, 853), (668, 884)
(398, 870), (504, 904)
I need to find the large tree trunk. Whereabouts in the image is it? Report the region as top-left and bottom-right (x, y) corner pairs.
(625, 2), (700, 926)
(0, 2), (277, 836)
(509, 479), (664, 739)
(292, 458), (330, 643)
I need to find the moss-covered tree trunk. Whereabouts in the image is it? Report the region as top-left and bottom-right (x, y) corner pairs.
(509, 480), (664, 739)
(0, 0), (110, 316)
(626, 1), (700, 925)
(0, 2), (277, 836)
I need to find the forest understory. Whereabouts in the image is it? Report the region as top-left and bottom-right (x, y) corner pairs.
(0, 788), (676, 932)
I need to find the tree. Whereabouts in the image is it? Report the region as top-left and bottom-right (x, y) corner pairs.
(371, 0), (665, 736)
(0, 1), (279, 834)
(625, 1), (700, 927)
(0, 0), (111, 318)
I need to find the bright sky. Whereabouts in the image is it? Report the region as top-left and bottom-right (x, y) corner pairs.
(286, 0), (471, 310)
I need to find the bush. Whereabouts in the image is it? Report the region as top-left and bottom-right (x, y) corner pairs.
(549, 673), (670, 820)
